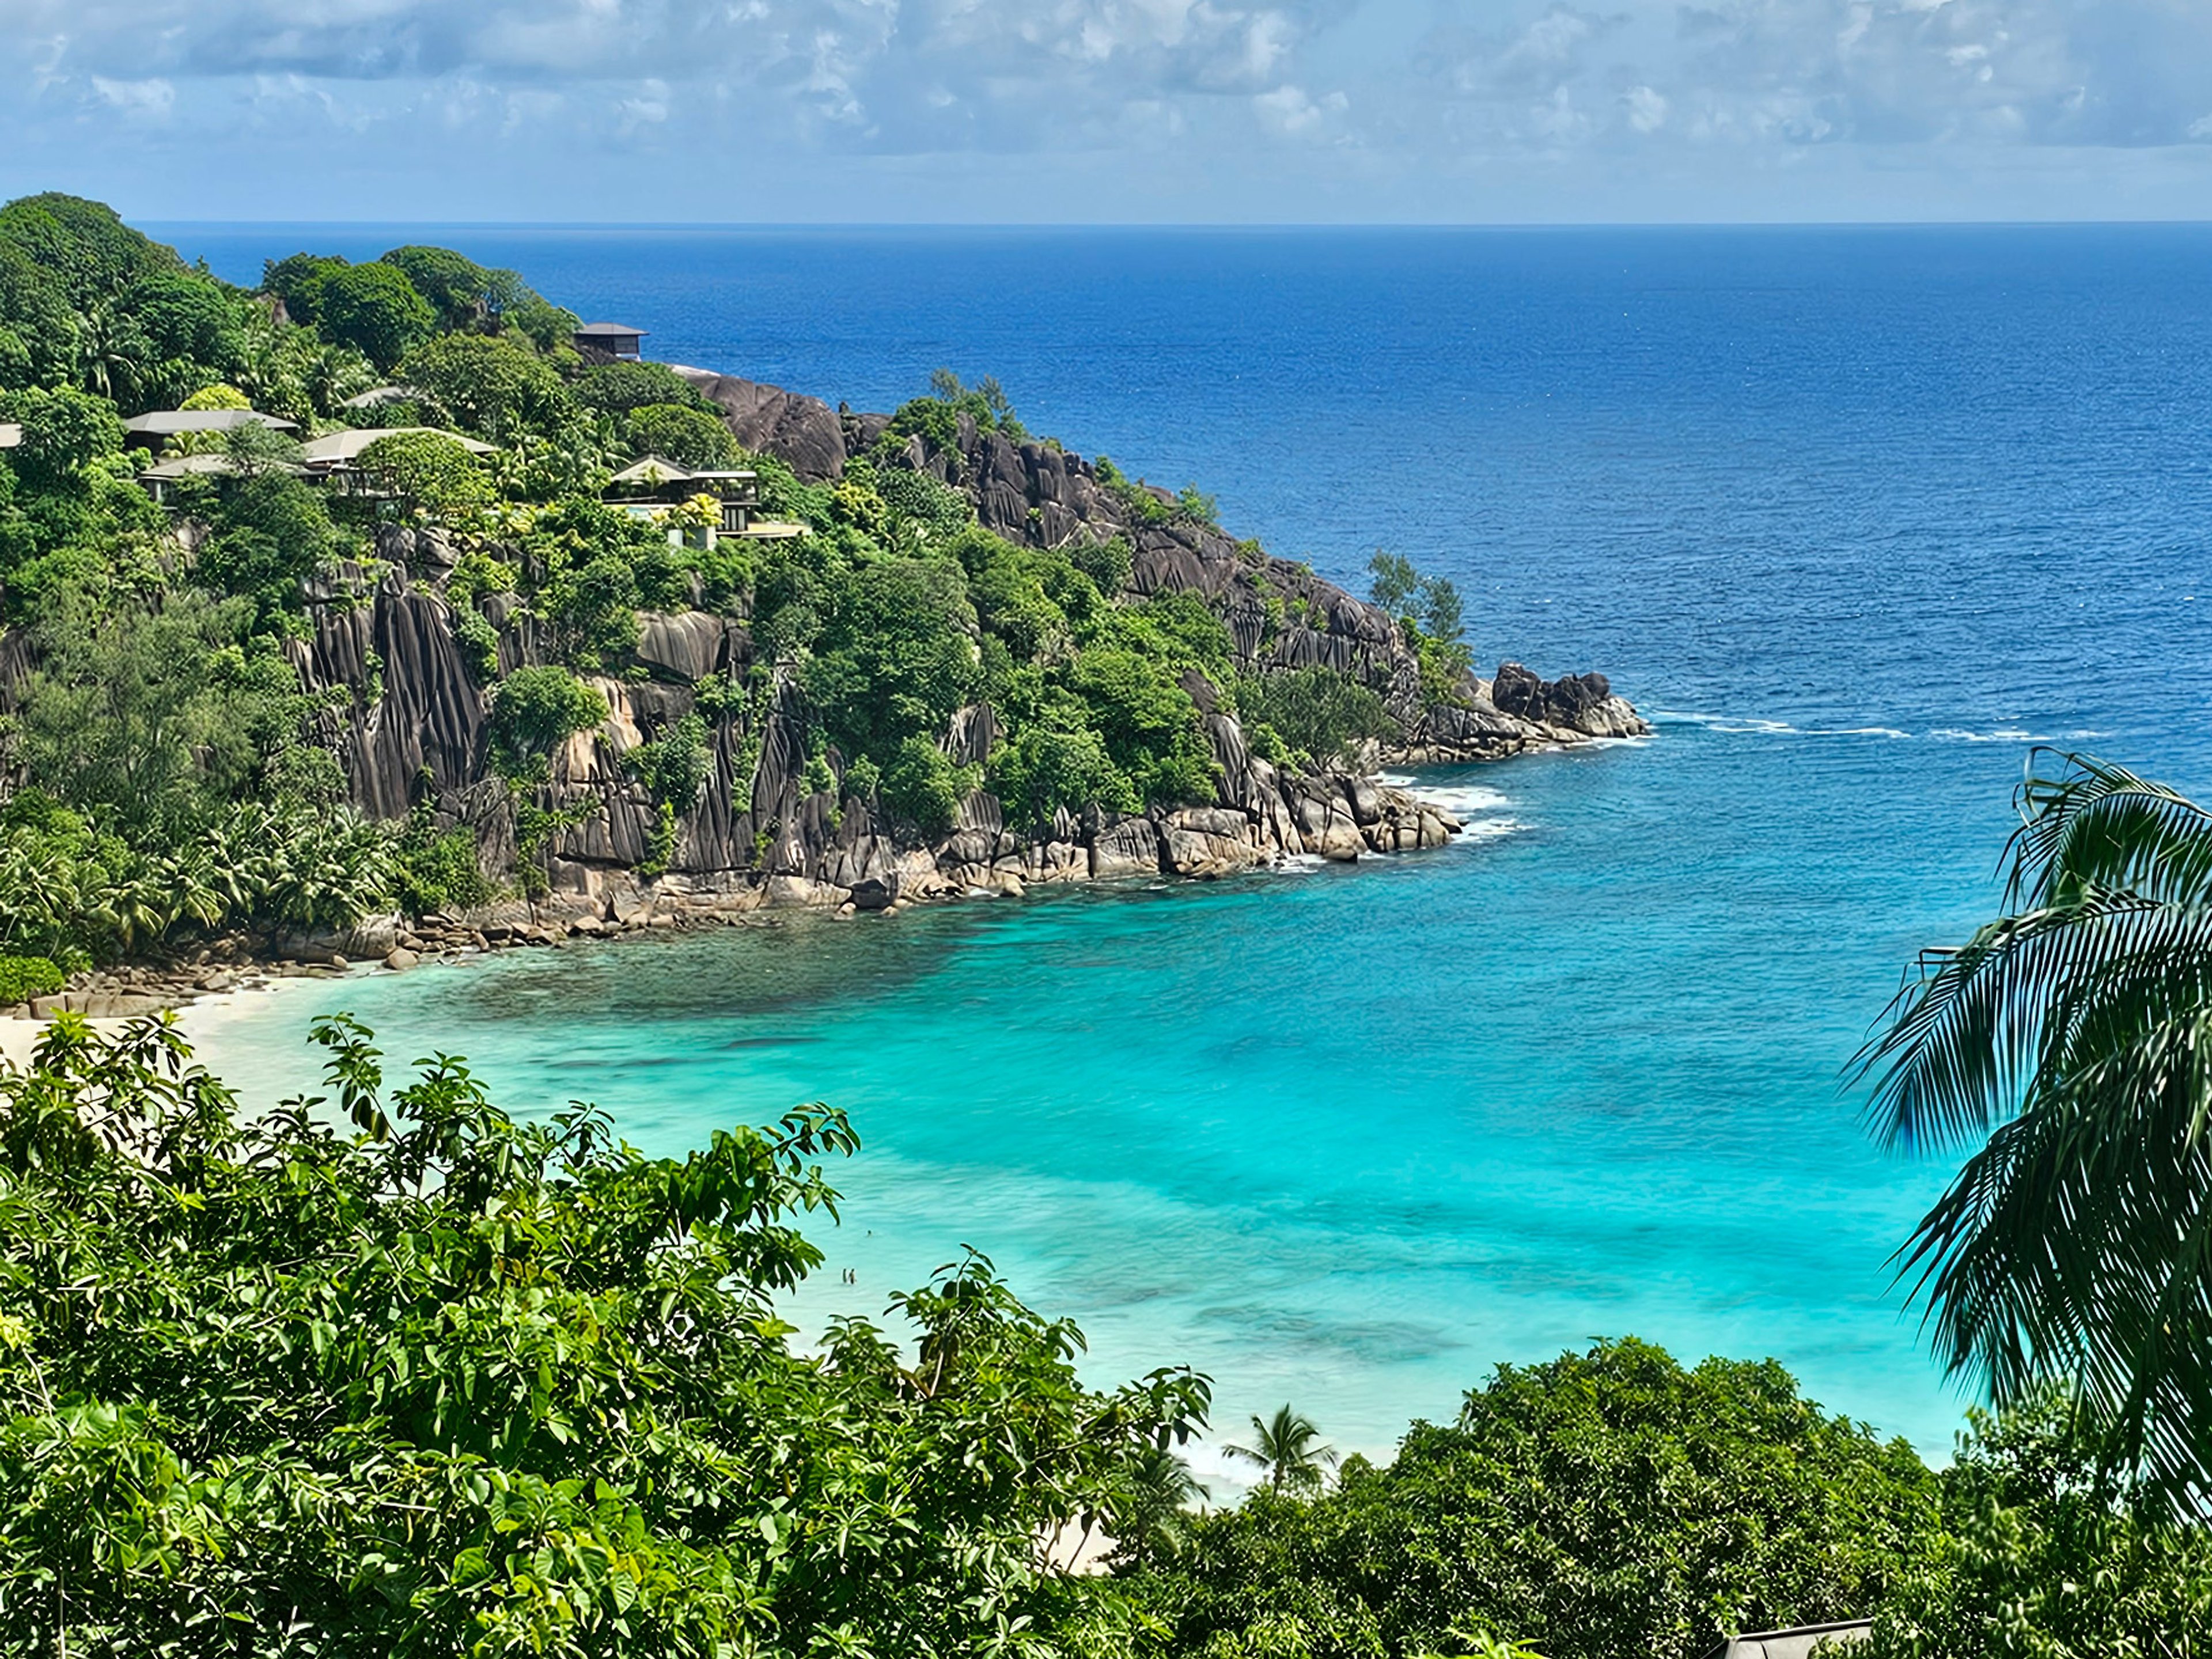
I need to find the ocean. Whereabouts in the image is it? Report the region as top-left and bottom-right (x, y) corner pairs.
(160, 224), (2212, 1469)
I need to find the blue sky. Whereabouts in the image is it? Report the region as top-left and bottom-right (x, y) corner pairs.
(7, 0), (2212, 222)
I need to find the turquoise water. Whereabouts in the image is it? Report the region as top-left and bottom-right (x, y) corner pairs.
(168, 225), (2212, 1466)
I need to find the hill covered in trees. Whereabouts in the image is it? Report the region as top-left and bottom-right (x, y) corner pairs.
(0, 193), (1641, 984)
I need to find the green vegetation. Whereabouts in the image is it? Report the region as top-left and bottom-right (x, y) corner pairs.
(9, 1018), (2206, 1658)
(1234, 666), (1396, 767)
(1129, 1339), (1935, 1659)
(1368, 551), (1472, 713)
(4, 192), (1475, 944)
(1861, 752), (2212, 1511)
(487, 665), (609, 783)
(0, 1015), (1208, 1658)
(0, 956), (62, 1005)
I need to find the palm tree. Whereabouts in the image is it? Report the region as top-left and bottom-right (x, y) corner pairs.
(1224, 1404), (1336, 1494)
(1109, 1446), (1211, 1564)
(1859, 751), (2212, 1508)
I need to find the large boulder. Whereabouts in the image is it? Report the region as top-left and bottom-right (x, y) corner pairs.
(675, 370), (846, 481)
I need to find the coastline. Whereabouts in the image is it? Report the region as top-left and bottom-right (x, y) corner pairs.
(0, 756), (1544, 1056)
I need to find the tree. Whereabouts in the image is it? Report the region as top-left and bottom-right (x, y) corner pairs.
(313, 262), (435, 372)
(128, 270), (241, 374)
(0, 384), (123, 491)
(377, 244), (497, 331)
(400, 331), (575, 444)
(1859, 753), (2212, 1510)
(193, 464), (338, 614)
(259, 252), (349, 327)
(487, 664), (609, 781)
(574, 361), (713, 416)
(0, 1015), (1211, 1658)
(627, 402), (740, 470)
(1226, 1404), (1338, 1494)
(14, 589), (319, 842)
(1235, 666), (1397, 767)
(1863, 1390), (2212, 1657)
(801, 556), (982, 766)
(355, 429), (494, 524)
(1369, 550), (1420, 616)
(878, 733), (978, 838)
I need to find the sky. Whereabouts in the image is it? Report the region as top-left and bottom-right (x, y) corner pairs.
(6, 0), (2212, 223)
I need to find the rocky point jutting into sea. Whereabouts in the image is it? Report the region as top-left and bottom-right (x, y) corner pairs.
(294, 366), (1645, 942)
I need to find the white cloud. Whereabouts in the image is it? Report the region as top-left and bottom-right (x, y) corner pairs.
(90, 74), (175, 118)
(9, 0), (2212, 215)
(1622, 83), (1666, 132)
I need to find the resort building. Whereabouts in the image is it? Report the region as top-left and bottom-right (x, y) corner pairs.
(122, 408), (297, 450)
(295, 426), (498, 495)
(135, 424), (495, 506)
(604, 456), (805, 548)
(137, 450), (298, 506)
(1704, 1620), (1870, 1658)
(571, 322), (647, 360)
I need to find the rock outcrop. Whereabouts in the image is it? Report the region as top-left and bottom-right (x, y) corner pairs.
(673, 369), (847, 482)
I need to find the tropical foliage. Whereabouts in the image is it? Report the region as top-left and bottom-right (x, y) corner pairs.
(0, 1015), (1210, 1658)
(1861, 752), (2212, 1510)
(1124, 1339), (1937, 1659)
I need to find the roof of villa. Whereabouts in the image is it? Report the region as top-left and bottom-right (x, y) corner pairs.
(123, 408), (298, 436)
(297, 426), (497, 465)
(607, 457), (757, 489)
(574, 321), (648, 338)
(339, 385), (422, 410)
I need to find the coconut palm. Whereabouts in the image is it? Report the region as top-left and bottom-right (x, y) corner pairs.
(1224, 1404), (1336, 1494)
(1108, 1446), (1211, 1565)
(1859, 751), (2212, 1508)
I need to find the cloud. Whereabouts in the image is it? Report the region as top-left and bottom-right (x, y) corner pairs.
(89, 75), (176, 118)
(9, 0), (2212, 217)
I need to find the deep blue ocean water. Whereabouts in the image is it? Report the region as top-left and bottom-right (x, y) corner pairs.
(162, 225), (2212, 1469)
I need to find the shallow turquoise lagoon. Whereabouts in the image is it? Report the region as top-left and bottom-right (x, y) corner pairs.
(192, 719), (2015, 1465)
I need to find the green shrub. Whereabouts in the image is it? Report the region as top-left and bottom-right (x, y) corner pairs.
(625, 402), (739, 470)
(487, 665), (607, 781)
(391, 806), (492, 917)
(1236, 666), (1398, 767)
(1070, 533), (1134, 597)
(992, 725), (1135, 823)
(879, 735), (976, 838)
(623, 712), (710, 810)
(574, 362), (713, 416)
(0, 954), (64, 1004)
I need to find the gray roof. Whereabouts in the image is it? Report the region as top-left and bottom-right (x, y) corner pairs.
(339, 385), (421, 410)
(123, 408), (297, 437)
(574, 321), (648, 338)
(607, 455), (694, 487)
(297, 426), (497, 466)
(1705, 1620), (1871, 1659)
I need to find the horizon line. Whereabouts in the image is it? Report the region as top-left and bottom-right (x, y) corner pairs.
(130, 215), (2212, 233)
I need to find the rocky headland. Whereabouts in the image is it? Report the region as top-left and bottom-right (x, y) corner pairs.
(2, 357), (1646, 1022)
(306, 372), (1643, 925)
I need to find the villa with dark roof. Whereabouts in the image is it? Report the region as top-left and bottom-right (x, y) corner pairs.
(571, 321), (646, 360)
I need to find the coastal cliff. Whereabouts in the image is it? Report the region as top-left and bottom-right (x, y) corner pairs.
(283, 373), (1646, 925)
(0, 198), (1648, 986)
